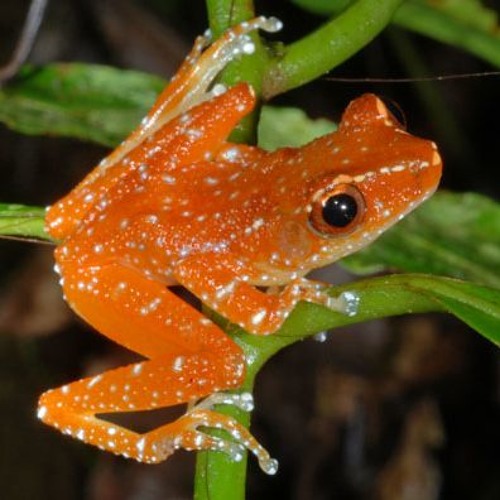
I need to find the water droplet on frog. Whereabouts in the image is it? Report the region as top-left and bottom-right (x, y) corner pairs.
(313, 331), (328, 342)
(227, 443), (245, 462)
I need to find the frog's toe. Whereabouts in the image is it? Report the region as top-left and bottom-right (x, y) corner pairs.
(193, 391), (254, 412)
(334, 290), (361, 317)
(176, 409), (278, 475)
(317, 289), (361, 317)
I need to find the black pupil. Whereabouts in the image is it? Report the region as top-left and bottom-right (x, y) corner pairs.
(322, 194), (358, 228)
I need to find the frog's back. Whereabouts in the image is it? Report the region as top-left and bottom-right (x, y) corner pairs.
(46, 83), (257, 242)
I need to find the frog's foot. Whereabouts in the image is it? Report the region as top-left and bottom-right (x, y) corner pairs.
(151, 406), (278, 475)
(285, 279), (360, 317)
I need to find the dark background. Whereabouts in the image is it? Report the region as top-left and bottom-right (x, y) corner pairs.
(0, 1), (499, 498)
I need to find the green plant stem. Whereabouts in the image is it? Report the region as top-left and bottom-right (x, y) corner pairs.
(205, 0), (269, 144)
(262, 0), (404, 98)
(292, 0), (500, 69)
(206, 0), (255, 38)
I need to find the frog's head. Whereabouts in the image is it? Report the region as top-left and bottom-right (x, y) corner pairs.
(267, 94), (442, 275)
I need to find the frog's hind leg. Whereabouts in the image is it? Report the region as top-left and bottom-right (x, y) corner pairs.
(37, 262), (277, 473)
(45, 17), (281, 241)
(100, 16), (282, 170)
(38, 357), (274, 471)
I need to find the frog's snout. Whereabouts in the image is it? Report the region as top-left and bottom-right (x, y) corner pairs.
(418, 142), (443, 198)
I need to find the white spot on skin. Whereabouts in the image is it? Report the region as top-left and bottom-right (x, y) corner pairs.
(161, 174), (176, 185)
(136, 437), (146, 453)
(186, 128), (203, 139)
(215, 281), (236, 300)
(252, 218), (264, 230)
(179, 113), (191, 124)
(87, 375), (103, 388)
(172, 356), (185, 372)
(49, 216), (63, 229)
(140, 297), (162, 316)
(432, 151), (441, 166)
(204, 176), (219, 185)
(390, 165), (405, 172)
(251, 309), (267, 325)
(221, 147), (240, 162)
(37, 406), (47, 419)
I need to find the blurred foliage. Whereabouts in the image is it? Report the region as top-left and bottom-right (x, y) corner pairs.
(0, 64), (164, 147)
(292, 0), (500, 66)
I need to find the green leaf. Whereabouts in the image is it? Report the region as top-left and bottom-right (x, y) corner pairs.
(292, 0), (500, 67)
(232, 274), (500, 373)
(292, 0), (352, 15)
(341, 192), (500, 288)
(0, 64), (165, 147)
(0, 204), (50, 242)
(432, 0), (498, 32)
(294, 0), (499, 29)
(258, 106), (336, 151)
(394, 1), (500, 67)
(399, 276), (500, 345)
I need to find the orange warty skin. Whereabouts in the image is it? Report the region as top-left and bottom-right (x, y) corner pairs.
(38, 17), (442, 474)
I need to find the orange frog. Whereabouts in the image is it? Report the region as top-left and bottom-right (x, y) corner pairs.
(38, 17), (442, 474)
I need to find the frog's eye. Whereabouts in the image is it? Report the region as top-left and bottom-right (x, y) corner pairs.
(309, 184), (366, 237)
(379, 96), (407, 129)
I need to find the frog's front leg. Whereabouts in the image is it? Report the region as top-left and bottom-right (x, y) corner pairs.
(38, 262), (276, 472)
(174, 257), (360, 336)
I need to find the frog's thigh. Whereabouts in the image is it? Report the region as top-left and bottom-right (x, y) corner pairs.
(61, 261), (242, 360)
